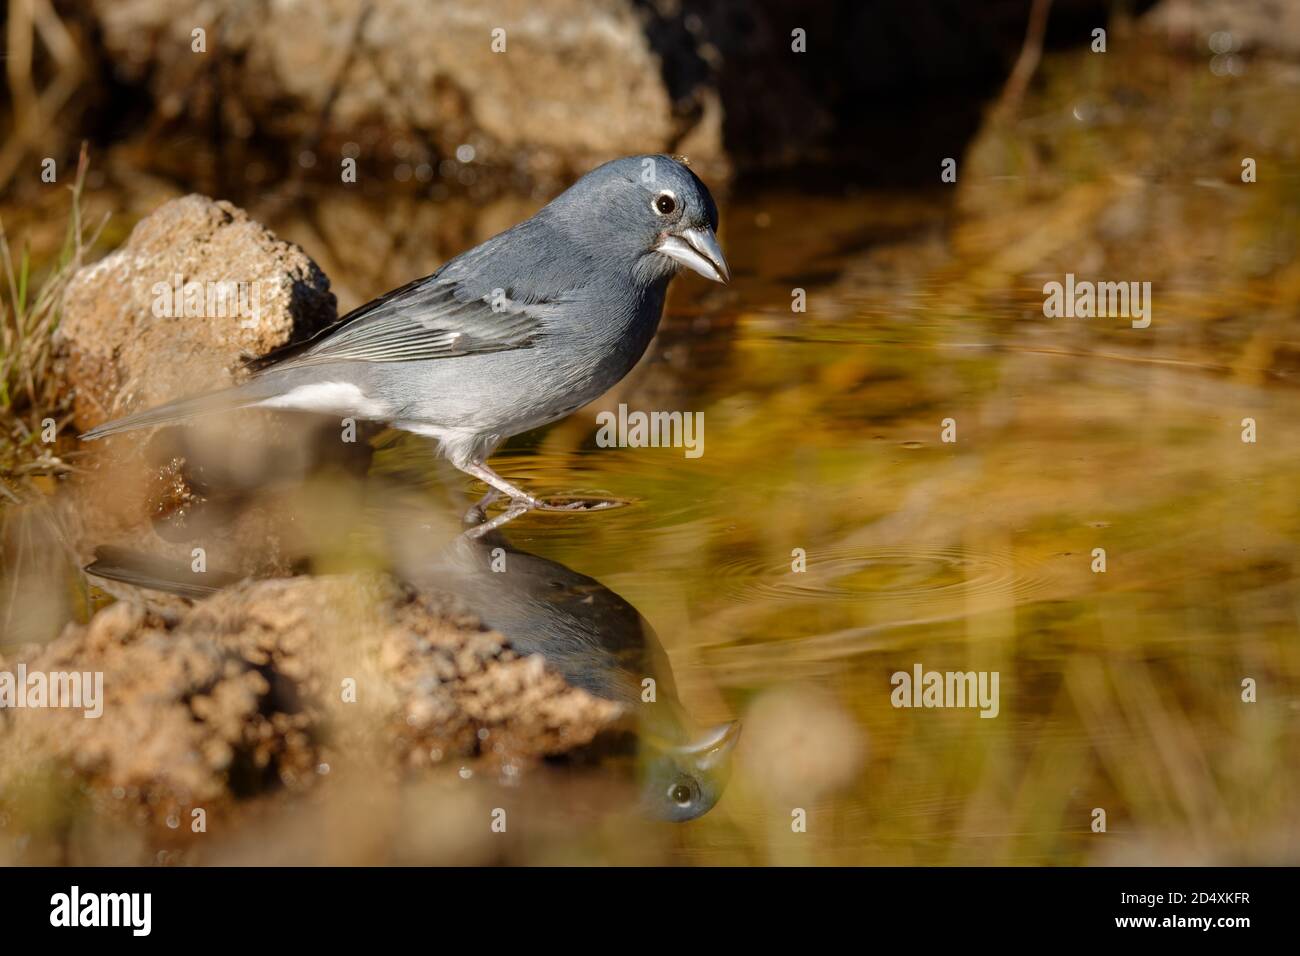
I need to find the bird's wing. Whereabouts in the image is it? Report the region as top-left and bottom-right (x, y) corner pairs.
(260, 271), (551, 370)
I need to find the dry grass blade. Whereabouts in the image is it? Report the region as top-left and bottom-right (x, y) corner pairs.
(0, 142), (108, 484)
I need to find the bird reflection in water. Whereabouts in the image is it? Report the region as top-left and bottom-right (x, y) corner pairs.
(408, 529), (739, 822)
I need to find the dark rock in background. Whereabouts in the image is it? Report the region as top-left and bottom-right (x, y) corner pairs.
(3, 0), (1165, 200)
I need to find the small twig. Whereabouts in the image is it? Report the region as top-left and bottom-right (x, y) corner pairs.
(998, 0), (1054, 118)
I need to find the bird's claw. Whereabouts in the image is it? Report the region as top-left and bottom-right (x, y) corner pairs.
(462, 494), (622, 534)
(460, 499), (532, 539)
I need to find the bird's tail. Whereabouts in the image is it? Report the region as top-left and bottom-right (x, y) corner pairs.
(84, 545), (242, 598)
(79, 381), (271, 441)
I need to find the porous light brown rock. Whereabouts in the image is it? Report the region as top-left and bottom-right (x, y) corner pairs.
(0, 572), (623, 861)
(57, 194), (336, 432)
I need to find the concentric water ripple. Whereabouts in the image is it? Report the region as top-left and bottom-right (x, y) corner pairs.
(707, 544), (1065, 613)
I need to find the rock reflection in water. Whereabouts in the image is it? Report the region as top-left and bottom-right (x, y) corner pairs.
(79, 521), (739, 824)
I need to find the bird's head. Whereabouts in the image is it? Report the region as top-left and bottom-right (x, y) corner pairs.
(548, 154), (729, 287)
(639, 720), (740, 822)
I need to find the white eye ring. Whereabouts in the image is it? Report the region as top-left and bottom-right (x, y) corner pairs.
(652, 191), (678, 216)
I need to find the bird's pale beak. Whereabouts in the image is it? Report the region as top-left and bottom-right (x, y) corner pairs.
(668, 720), (741, 770)
(656, 226), (730, 284)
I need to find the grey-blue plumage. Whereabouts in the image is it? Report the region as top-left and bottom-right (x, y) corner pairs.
(81, 155), (729, 511)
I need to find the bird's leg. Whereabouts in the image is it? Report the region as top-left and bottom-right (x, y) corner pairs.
(458, 460), (543, 510)
(460, 500), (530, 540)
(462, 486), (500, 525)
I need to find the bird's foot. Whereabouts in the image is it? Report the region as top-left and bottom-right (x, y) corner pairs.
(461, 500), (532, 539)
(463, 487), (502, 524)
(463, 494), (541, 527)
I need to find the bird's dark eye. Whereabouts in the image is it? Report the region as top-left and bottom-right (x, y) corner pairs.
(653, 193), (677, 215)
(668, 782), (693, 807)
